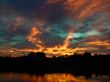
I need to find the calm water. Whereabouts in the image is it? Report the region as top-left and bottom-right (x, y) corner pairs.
(0, 73), (110, 82)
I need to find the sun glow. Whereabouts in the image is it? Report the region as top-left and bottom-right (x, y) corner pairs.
(18, 27), (96, 56)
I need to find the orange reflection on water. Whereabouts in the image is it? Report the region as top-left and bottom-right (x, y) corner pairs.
(0, 73), (110, 82)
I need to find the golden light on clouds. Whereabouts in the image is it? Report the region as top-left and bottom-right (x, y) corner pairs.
(86, 40), (110, 49)
(18, 27), (97, 56)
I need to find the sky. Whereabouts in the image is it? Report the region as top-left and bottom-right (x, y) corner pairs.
(0, 0), (110, 56)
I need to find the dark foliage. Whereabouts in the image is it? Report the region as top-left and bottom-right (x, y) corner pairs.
(0, 52), (110, 77)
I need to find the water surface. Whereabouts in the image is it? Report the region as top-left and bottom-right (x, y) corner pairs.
(0, 73), (110, 82)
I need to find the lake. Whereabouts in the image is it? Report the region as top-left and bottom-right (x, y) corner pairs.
(0, 73), (110, 82)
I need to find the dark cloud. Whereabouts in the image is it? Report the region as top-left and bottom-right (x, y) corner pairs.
(7, 0), (46, 15)
(43, 2), (66, 23)
(39, 32), (63, 47)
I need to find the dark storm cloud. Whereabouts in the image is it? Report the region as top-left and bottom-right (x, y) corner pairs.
(42, 1), (66, 23)
(39, 32), (63, 47)
(4, 0), (66, 23)
(7, 0), (46, 15)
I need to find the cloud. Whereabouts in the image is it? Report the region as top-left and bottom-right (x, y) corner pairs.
(86, 40), (110, 49)
(0, 0), (110, 55)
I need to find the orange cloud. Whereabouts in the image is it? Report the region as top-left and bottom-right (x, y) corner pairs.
(86, 40), (110, 49)
(78, 0), (102, 20)
(47, 0), (62, 4)
(64, 0), (86, 12)
(64, 0), (109, 21)
(27, 27), (43, 49)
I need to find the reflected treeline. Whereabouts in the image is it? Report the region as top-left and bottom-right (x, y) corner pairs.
(0, 52), (110, 77)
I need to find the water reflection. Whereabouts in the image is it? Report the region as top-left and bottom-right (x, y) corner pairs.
(0, 73), (110, 82)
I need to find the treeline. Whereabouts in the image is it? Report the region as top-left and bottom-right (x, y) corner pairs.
(0, 52), (110, 76)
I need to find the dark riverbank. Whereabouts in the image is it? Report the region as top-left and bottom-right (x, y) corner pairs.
(0, 52), (110, 77)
